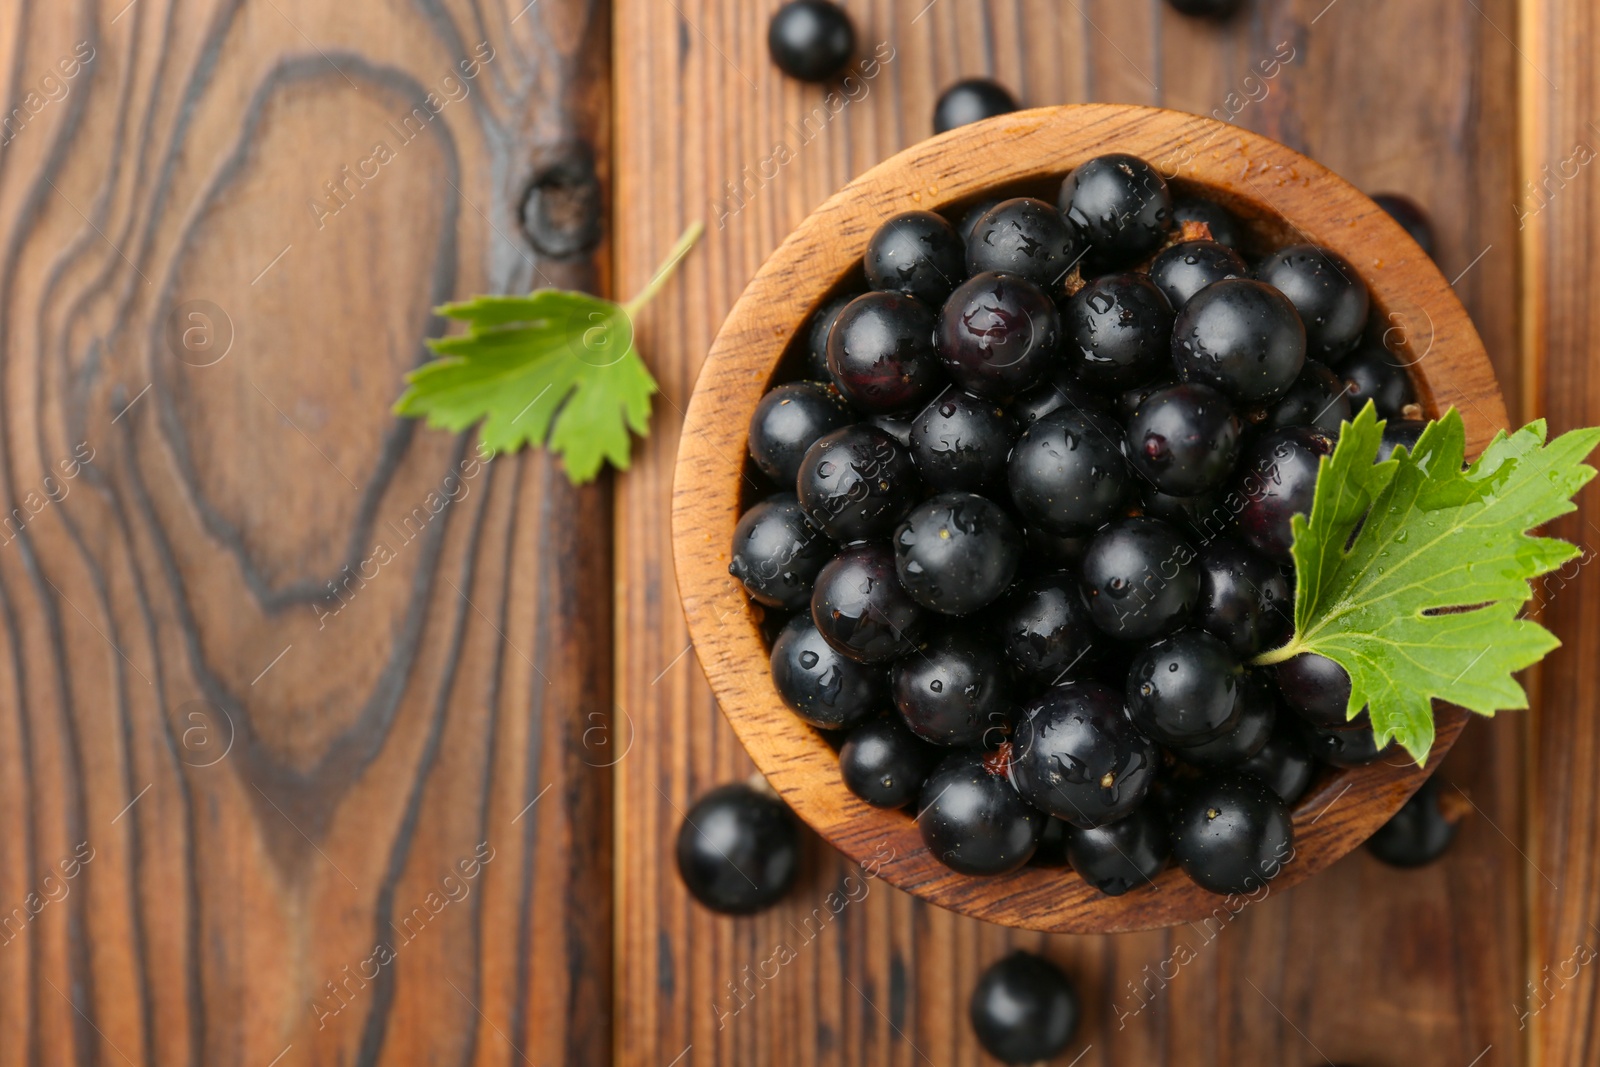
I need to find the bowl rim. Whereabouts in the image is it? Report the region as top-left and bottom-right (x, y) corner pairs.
(670, 102), (1506, 933)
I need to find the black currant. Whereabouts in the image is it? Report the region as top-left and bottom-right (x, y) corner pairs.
(1236, 719), (1316, 805)
(1305, 721), (1395, 767)
(1118, 377), (1177, 422)
(803, 291), (858, 381)
(1032, 815), (1072, 866)
(729, 494), (833, 610)
(1065, 801), (1170, 895)
(767, 0), (854, 82)
(770, 615), (884, 728)
(1173, 672), (1276, 767)
(969, 951), (1080, 1064)
(826, 291), (943, 414)
(1256, 244), (1370, 361)
(965, 198), (1081, 290)
(993, 572), (1101, 683)
(1371, 192), (1436, 259)
(893, 491), (1022, 615)
(1264, 360), (1353, 436)
(1275, 652), (1369, 731)
(868, 410), (914, 447)
(1008, 407), (1131, 536)
(918, 748), (1043, 875)
(865, 210), (966, 306)
(811, 542), (925, 663)
(796, 423), (919, 542)
(954, 196), (1002, 244)
(1010, 682), (1159, 828)
(1009, 369), (1109, 429)
(1127, 630), (1245, 747)
(933, 78), (1019, 134)
(1196, 536), (1293, 657)
(908, 389), (1014, 493)
(1062, 272), (1176, 390)
(1377, 418), (1426, 462)
(1172, 278), (1307, 404)
(1172, 197), (1242, 248)
(893, 627), (1014, 746)
(1165, 0), (1244, 19)
(676, 783), (800, 913)
(937, 271), (1061, 398)
(1125, 382), (1242, 495)
(1170, 772), (1294, 895)
(1339, 343), (1417, 419)
(748, 381), (855, 486)
(839, 716), (940, 808)
(1231, 426), (1334, 561)
(1058, 153), (1173, 270)
(1149, 239), (1247, 310)
(1080, 516), (1200, 641)
(1367, 776), (1459, 867)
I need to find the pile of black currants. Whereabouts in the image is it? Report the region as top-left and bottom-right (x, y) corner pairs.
(729, 151), (1422, 899)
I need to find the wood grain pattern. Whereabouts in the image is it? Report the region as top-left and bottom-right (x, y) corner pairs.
(616, 0), (1528, 1063)
(0, 3), (613, 1065)
(672, 103), (1501, 933)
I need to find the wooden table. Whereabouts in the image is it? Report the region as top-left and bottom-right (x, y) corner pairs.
(1, 0), (1596, 1064)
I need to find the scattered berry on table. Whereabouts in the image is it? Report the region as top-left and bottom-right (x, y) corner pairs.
(1164, 0), (1245, 19)
(1366, 775), (1460, 867)
(969, 951), (1080, 1064)
(767, 0), (855, 82)
(933, 78), (1019, 134)
(676, 783), (800, 914)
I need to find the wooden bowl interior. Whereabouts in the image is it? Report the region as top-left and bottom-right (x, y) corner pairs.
(675, 104), (1506, 934)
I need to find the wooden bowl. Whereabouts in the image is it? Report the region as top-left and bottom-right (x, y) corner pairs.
(671, 104), (1506, 933)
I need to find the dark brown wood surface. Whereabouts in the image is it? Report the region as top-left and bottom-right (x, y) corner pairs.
(0, 3), (614, 1065)
(616, 0), (1530, 1064)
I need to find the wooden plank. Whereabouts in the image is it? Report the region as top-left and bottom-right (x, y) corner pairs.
(614, 0), (1526, 1063)
(1522, 0), (1600, 1061)
(0, 3), (612, 1065)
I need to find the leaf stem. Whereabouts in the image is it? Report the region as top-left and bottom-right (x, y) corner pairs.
(622, 221), (705, 319)
(1251, 637), (1305, 667)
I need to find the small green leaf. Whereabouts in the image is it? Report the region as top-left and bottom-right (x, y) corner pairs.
(1258, 402), (1600, 764)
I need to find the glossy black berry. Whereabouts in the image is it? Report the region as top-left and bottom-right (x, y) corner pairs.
(1173, 278), (1307, 404)
(994, 573), (1100, 683)
(1065, 801), (1170, 895)
(1062, 272), (1176, 390)
(748, 381), (855, 486)
(1367, 776), (1459, 867)
(729, 494), (833, 609)
(1371, 192), (1436, 258)
(1170, 772), (1294, 895)
(894, 491), (1022, 615)
(767, 0), (854, 82)
(1237, 719), (1315, 805)
(1275, 652), (1369, 731)
(1196, 536), (1293, 657)
(1173, 673), (1276, 768)
(1232, 426), (1334, 561)
(1149, 239), (1247, 310)
(965, 198), (1081, 290)
(1127, 630), (1245, 747)
(1264, 360), (1352, 436)
(918, 748), (1043, 875)
(1256, 244), (1370, 361)
(1010, 682), (1159, 828)
(1008, 407), (1131, 536)
(1173, 197), (1241, 248)
(893, 627), (1013, 746)
(869, 410), (914, 447)
(1126, 382), (1242, 495)
(826, 291), (942, 414)
(769, 615), (884, 728)
(1117, 377), (1177, 422)
(1339, 344), (1417, 419)
(1010, 369), (1107, 429)
(969, 952), (1080, 1064)
(937, 271), (1061, 398)
(908, 390), (1013, 492)
(1306, 721), (1394, 767)
(1058, 153), (1173, 270)
(676, 783), (800, 914)
(839, 716), (939, 808)
(803, 291), (857, 380)
(954, 197), (1002, 244)
(933, 78), (1019, 134)
(1080, 516), (1200, 641)
(865, 210), (966, 306)
(797, 424), (919, 541)
(811, 542), (925, 663)
(1377, 418), (1426, 461)
(1165, 0), (1244, 18)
